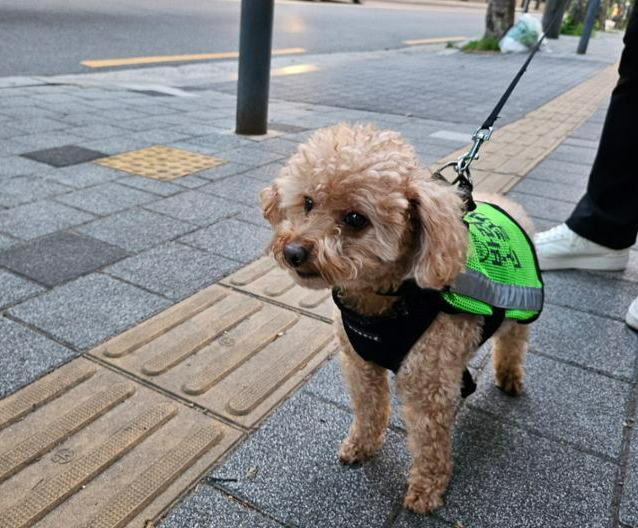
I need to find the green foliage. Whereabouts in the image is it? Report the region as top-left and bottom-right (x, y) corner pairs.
(461, 36), (501, 52)
(560, 14), (600, 36)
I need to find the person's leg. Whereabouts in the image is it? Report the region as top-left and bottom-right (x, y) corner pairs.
(566, 1), (638, 249)
(535, 3), (637, 271)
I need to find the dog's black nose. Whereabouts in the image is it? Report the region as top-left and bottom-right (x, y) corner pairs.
(284, 243), (309, 267)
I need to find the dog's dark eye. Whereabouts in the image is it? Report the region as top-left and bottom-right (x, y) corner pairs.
(304, 196), (314, 213)
(344, 212), (368, 230)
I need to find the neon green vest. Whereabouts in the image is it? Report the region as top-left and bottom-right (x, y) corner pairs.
(441, 201), (544, 322)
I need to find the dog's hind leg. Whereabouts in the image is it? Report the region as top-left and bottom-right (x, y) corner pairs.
(492, 321), (528, 396)
(338, 346), (390, 464)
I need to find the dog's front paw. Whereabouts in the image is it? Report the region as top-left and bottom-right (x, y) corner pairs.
(403, 483), (443, 514)
(338, 436), (380, 465)
(495, 366), (523, 396)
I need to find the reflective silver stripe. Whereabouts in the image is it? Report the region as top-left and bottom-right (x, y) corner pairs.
(450, 269), (543, 311)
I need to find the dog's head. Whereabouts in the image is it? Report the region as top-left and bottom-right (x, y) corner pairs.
(260, 123), (468, 292)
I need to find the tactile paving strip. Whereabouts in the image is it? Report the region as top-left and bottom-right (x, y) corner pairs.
(0, 358), (241, 528)
(91, 284), (336, 428)
(95, 145), (225, 180)
(221, 257), (336, 321)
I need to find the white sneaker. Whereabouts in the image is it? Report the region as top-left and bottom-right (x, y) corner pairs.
(534, 223), (629, 271)
(627, 297), (638, 331)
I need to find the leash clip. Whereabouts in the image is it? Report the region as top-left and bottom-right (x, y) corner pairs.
(457, 126), (493, 174)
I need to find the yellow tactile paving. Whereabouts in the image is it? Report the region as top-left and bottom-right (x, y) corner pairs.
(430, 64), (619, 192)
(0, 358), (242, 528)
(221, 258), (335, 321)
(95, 145), (225, 180)
(91, 285), (336, 428)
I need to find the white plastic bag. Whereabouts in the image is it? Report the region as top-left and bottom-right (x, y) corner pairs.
(499, 14), (543, 53)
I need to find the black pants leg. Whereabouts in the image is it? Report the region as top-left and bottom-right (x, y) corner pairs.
(566, 1), (638, 250)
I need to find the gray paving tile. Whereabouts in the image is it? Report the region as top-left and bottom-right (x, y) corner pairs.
(532, 157), (592, 176)
(218, 146), (287, 167)
(77, 137), (153, 156)
(21, 145), (106, 167)
(144, 191), (243, 226)
(105, 242), (238, 300)
(392, 512), (451, 528)
(257, 138), (300, 157)
(116, 175), (183, 197)
(0, 269), (45, 309)
(0, 233), (17, 250)
(531, 303), (638, 380)
(302, 356), (406, 431)
(213, 390), (410, 528)
(236, 162), (286, 183)
(160, 485), (285, 528)
(0, 155), (45, 178)
(562, 137), (600, 150)
(0, 231), (128, 287)
(9, 274), (169, 350)
(11, 117), (68, 134)
(236, 203), (270, 229)
(77, 208), (194, 252)
(179, 218), (270, 263)
(547, 144), (598, 165)
(193, 162), (252, 182)
(621, 431), (638, 527)
(0, 200), (95, 240)
(0, 317), (76, 399)
(512, 177), (583, 204)
(55, 182), (157, 215)
(507, 191), (575, 223)
(0, 139), (30, 157)
(543, 270), (636, 321)
(39, 162), (124, 188)
(173, 175), (210, 189)
(520, 164), (589, 187)
(68, 124), (128, 140)
(0, 175), (72, 208)
(470, 353), (629, 458)
(199, 175), (265, 207)
(414, 409), (616, 528)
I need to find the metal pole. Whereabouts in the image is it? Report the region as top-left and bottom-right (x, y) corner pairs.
(235, 0), (274, 135)
(577, 0), (602, 53)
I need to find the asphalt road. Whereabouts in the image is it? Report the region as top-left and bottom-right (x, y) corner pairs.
(1, 0), (485, 77)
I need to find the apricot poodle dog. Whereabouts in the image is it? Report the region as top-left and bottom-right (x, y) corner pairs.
(259, 123), (536, 513)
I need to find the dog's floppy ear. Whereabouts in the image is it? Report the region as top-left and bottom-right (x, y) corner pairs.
(259, 184), (284, 226)
(408, 176), (468, 290)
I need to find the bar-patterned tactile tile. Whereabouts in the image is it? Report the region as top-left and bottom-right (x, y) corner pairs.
(95, 145), (225, 180)
(0, 358), (242, 528)
(90, 284), (336, 428)
(220, 257), (336, 321)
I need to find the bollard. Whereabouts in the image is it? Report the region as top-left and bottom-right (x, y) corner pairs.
(577, 0), (602, 54)
(235, 0), (275, 135)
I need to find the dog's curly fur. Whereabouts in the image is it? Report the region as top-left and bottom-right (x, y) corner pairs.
(260, 123), (532, 513)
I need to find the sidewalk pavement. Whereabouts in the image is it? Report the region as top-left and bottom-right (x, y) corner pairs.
(0, 32), (636, 528)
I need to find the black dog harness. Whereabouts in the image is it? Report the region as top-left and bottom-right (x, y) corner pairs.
(333, 281), (506, 398)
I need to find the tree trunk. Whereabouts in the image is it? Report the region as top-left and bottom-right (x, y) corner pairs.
(570, 0), (587, 25)
(485, 0), (515, 39)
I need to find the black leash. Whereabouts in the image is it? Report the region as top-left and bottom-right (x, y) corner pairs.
(433, 14), (561, 208)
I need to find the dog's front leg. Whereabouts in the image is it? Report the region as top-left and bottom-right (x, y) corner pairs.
(337, 341), (390, 465)
(395, 316), (470, 514)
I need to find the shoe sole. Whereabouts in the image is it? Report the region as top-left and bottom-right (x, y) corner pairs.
(627, 310), (638, 332)
(539, 253), (629, 271)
